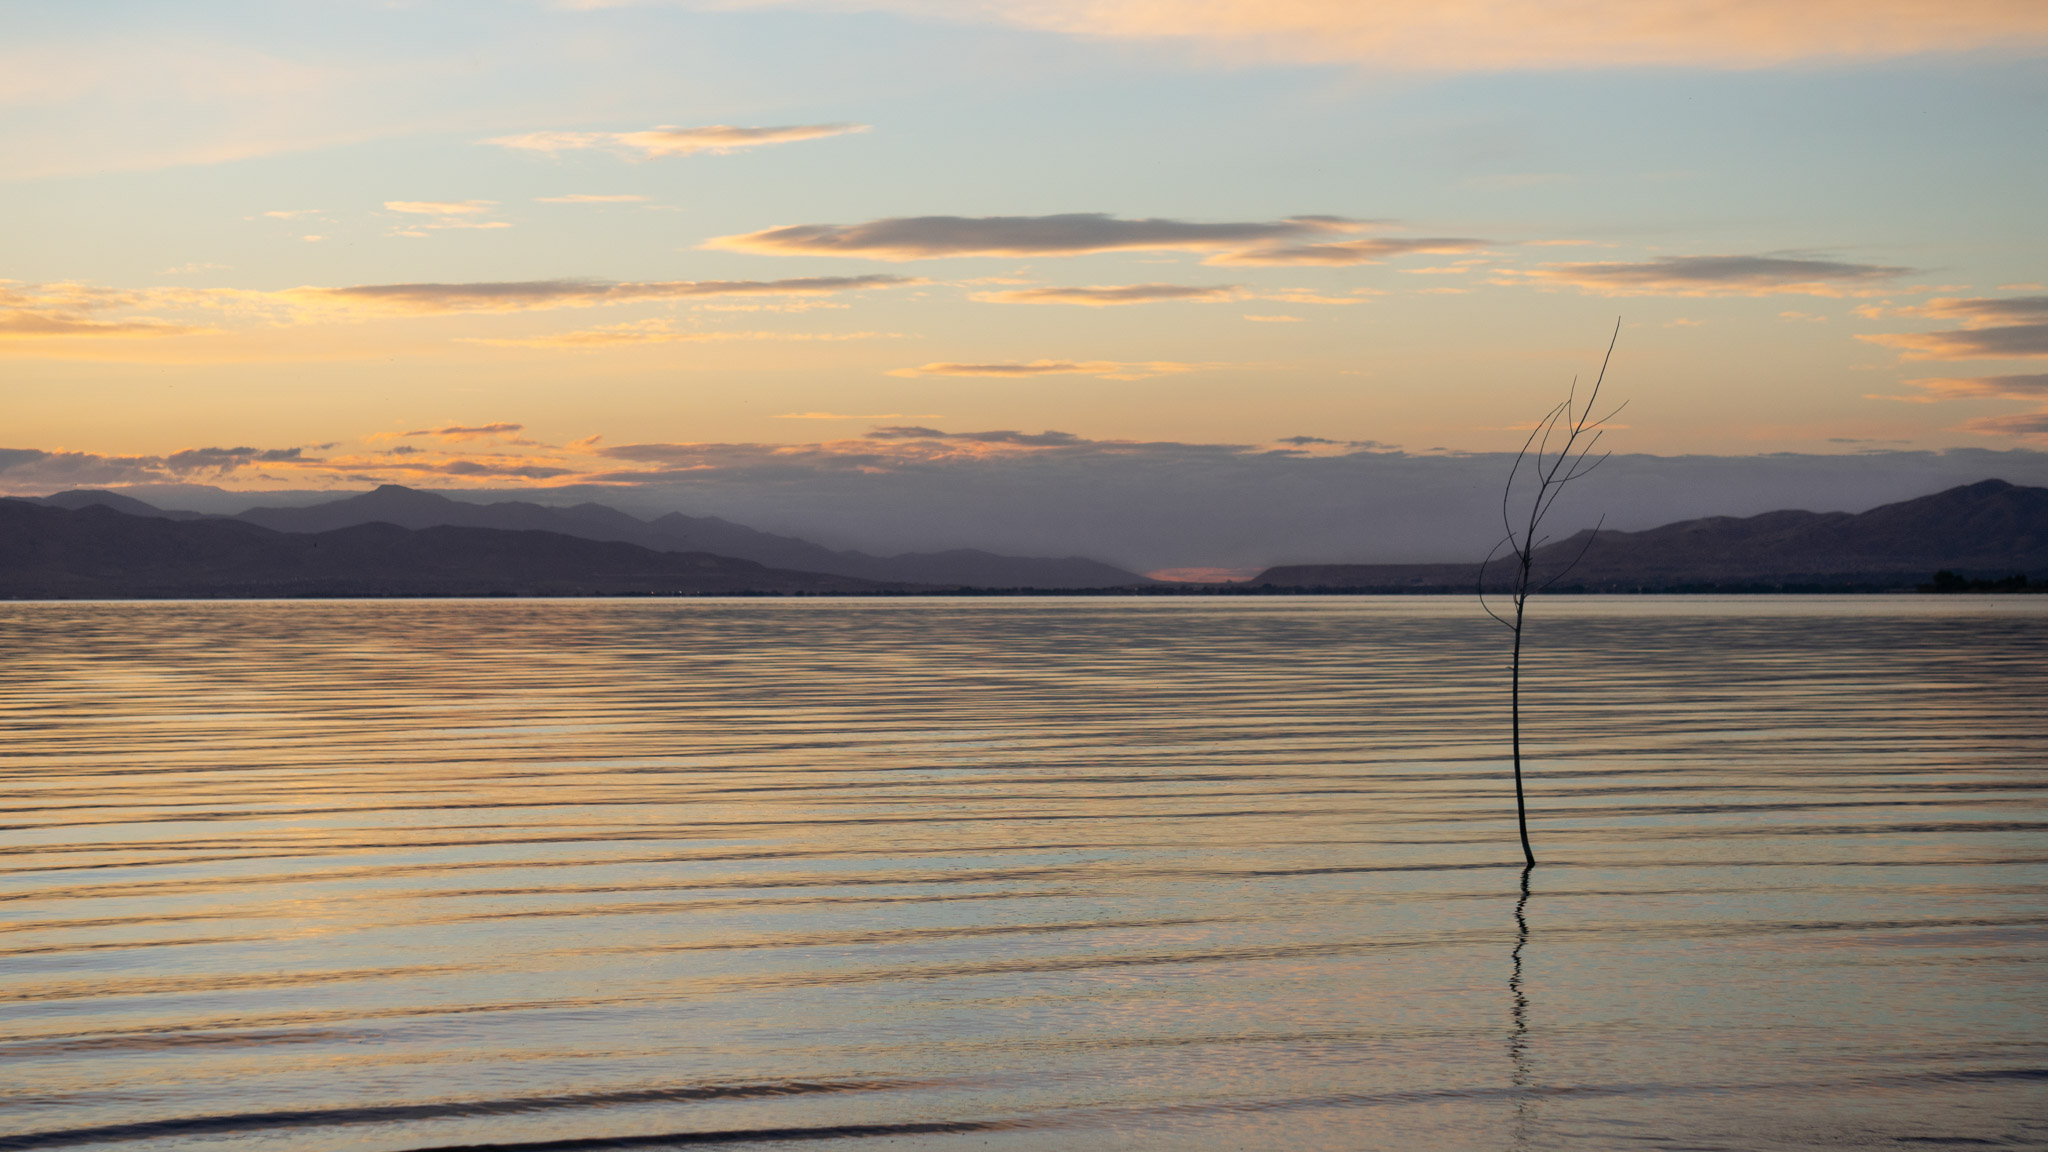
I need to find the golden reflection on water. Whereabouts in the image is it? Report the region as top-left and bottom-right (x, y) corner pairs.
(2, 597), (2046, 1152)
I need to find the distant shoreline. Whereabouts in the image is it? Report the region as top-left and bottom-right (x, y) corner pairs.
(6, 583), (2040, 602)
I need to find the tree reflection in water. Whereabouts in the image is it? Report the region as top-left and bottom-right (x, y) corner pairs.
(1508, 864), (1535, 1150)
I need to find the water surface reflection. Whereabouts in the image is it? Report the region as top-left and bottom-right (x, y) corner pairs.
(2, 597), (2044, 1151)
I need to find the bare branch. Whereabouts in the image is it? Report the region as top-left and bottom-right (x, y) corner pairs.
(1477, 535), (1517, 629)
(1537, 514), (1606, 592)
(1482, 318), (1623, 871)
(1502, 400), (1565, 545)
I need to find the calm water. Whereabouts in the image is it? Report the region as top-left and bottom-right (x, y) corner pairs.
(3, 597), (2045, 1152)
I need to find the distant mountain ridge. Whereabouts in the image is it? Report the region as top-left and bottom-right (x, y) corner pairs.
(0, 501), (898, 598)
(1256, 480), (2048, 590)
(21, 478), (2041, 597)
(34, 489), (210, 520)
(34, 484), (1145, 589)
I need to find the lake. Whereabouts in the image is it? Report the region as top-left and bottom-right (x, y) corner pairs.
(3, 597), (2044, 1151)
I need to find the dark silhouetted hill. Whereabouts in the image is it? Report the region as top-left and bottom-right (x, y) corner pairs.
(32, 489), (210, 520)
(1255, 480), (2048, 591)
(0, 501), (902, 598)
(218, 485), (1144, 589)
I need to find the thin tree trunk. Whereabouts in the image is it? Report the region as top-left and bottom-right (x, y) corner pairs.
(1512, 592), (1535, 867)
(1480, 321), (1620, 870)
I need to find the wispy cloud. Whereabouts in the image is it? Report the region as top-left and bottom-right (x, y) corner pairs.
(301, 452), (581, 481)
(0, 444), (309, 489)
(705, 213), (1363, 261)
(0, 274), (921, 347)
(384, 199), (510, 233)
(162, 446), (307, 470)
(489, 123), (868, 158)
(889, 358), (1214, 380)
(1906, 373), (2048, 399)
(574, 424), (1409, 488)
(971, 283), (1240, 306)
(466, 322), (902, 349)
(288, 275), (919, 315)
(1275, 435), (1397, 449)
(1908, 296), (2048, 324)
(1260, 288), (1379, 304)
(657, 0), (2048, 70)
(863, 426), (1087, 445)
(536, 194), (649, 204)
(0, 282), (206, 339)
(0, 312), (196, 338)
(1862, 302), (2048, 437)
(385, 200), (497, 216)
(776, 411), (941, 420)
(1963, 410), (2048, 437)
(1499, 254), (1911, 297)
(402, 422), (526, 442)
(0, 423), (1356, 496)
(1874, 329), (2048, 360)
(1208, 237), (1488, 267)
(1861, 295), (2048, 360)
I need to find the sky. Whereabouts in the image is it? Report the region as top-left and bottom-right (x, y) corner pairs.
(5, 1), (2048, 566)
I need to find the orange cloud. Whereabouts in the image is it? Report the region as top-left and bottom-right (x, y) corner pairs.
(0, 282), (208, 339)
(285, 275), (918, 316)
(704, 0), (2048, 69)
(1860, 295), (2048, 360)
(0, 444), (316, 490)
(889, 358), (1214, 380)
(1207, 237), (1487, 266)
(706, 213), (1361, 260)
(0, 275), (924, 360)
(385, 200), (495, 216)
(489, 123), (868, 157)
(466, 323), (902, 349)
(303, 452), (583, 481)
(776, 411), (942, 419)
(1962, 410), (2048, 437)
(971, 283), (1240, 305)
(382, 200), (510, 233)
(402, 422), (526, 442)
(1257, 288), (1378, 304)
(1905, 373), (2048, 399)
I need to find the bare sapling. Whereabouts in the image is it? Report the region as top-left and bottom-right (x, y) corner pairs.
(1480, 323), (1625, 868)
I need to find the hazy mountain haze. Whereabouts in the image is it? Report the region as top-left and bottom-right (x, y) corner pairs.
(225, 484), (1147, 588)
(39, 447), (2048, 571)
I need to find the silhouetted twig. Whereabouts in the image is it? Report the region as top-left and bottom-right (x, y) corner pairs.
(1479, 322), (1624, 867)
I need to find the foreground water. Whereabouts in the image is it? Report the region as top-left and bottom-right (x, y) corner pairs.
(2, 597), (2044, 1151)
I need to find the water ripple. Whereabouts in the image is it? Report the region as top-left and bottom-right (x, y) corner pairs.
(3, 597), (2045, 1151)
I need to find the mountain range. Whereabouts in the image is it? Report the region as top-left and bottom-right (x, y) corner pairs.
(31, 485), (1146, 589)
(0, 500), (897, 598)
(1255, 479), (2048, 591)
(6, 478), (2041, 598)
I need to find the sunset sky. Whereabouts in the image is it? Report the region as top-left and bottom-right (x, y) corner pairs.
(5, 0), (2048, 522)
